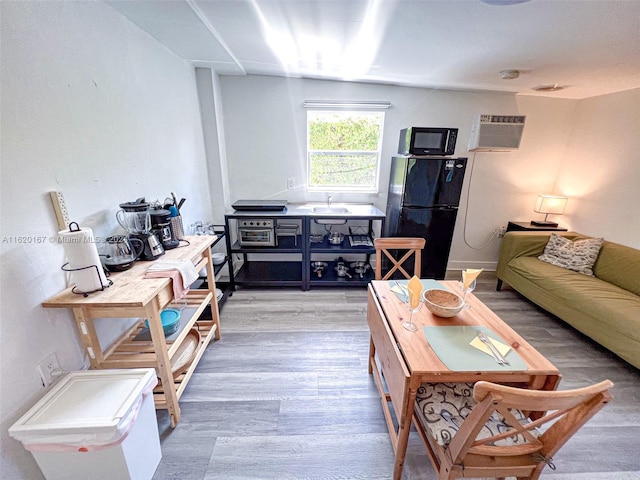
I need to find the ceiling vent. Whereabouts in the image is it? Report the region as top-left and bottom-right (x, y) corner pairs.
(468, 114), (526, 152)
(532, 84), (565, 92)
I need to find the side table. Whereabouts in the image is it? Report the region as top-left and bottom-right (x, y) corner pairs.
(506, 221), (568, 233)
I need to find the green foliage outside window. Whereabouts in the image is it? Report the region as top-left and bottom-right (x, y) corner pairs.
(307, 111), (384, 190)
(309, 153), (377, 187)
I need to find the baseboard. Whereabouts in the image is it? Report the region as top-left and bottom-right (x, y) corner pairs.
(446, 261), (497, 272)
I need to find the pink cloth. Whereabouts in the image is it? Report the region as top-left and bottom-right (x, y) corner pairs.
(144, 270), (190, 300)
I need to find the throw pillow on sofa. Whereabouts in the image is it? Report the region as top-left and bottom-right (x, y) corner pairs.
(538, 233), (604, 275)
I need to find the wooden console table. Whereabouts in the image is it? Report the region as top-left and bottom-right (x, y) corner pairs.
(42, 235), (221, 427)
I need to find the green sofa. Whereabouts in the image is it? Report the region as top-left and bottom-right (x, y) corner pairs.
(496, 231), (640, 369)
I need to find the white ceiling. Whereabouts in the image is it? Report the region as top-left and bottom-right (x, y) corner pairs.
(107, 0), (640, 99)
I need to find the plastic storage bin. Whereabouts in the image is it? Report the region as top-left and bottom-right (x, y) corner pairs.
(9, 369), (161, 480)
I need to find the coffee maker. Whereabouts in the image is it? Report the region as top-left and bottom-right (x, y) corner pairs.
(150, 208), (179, 250)
(116, 199), (164, 260)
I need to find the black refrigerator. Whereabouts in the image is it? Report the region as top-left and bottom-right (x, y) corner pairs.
(384, 156), (467, 279)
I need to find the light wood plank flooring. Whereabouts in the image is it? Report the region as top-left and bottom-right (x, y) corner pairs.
(153, 273), (640, 479)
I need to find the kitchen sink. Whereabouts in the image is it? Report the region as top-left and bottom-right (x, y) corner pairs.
(311, 206), (350, 214)
(311, 206), (349, 225)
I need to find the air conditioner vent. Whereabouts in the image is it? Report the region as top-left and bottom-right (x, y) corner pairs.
(468, 114), (526, 152)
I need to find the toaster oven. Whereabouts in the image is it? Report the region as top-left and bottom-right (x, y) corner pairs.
(237, 219), (276, 247)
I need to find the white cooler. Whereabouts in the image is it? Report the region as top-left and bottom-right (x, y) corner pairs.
(9, 369), (161, 480)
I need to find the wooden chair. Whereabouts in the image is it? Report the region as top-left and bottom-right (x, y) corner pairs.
(412, 380), (614, 480)
(369, 237), (426, 375)
(374, 237), (426, 281)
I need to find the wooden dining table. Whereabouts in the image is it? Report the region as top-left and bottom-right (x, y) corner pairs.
(367, 279), (561, 480)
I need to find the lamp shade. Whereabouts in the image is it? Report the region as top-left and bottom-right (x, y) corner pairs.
(534, 195), (568, 215)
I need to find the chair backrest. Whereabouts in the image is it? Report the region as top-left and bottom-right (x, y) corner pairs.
(374, 237), (426, 280)
(414, 379), (613, 480)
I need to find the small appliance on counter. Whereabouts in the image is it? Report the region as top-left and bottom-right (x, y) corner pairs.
(231, 199), (288, 212)
(102, 235), (144, 272)
(129, 231), (164, 261)
(151, 208), (179, 250)
(237, 218), (276, 247)
(116, 198), (151, 234)
(116, 199), (164, 260)
(398, 127), (458, 156)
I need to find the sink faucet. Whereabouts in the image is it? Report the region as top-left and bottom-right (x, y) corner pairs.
(327, 195), (332, 208)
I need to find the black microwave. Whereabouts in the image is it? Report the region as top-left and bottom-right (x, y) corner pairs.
(398, 127), (458, 156)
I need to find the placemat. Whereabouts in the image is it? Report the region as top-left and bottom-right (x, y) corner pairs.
(423, 325), (528, 371)
(389, 279), (447, 301)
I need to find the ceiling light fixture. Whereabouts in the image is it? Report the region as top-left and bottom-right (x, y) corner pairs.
(500, 69), (520, 80)
(532, 84), (565, 92)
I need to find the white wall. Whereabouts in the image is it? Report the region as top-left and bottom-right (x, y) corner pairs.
(0, 2), (213, 477)
(195, 67), (230, 223)
(554, 88), (640, 248)
(218, 75), (579, 268)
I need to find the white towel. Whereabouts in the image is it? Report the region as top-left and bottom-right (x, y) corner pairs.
(146, 260), (199, 288)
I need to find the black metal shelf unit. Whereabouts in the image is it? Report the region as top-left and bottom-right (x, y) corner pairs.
(196, 226), (233, 313)
(308, 260), (375, 287)
(225, 209), (384, 291)
(225, 214), (307, 290)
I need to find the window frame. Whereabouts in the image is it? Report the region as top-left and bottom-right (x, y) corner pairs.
(306, 110), (385, 193)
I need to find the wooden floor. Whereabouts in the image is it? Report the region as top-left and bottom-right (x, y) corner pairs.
(153, 272), (640, 479)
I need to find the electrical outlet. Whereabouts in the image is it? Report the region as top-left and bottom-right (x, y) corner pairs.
(498, 226), (507, 237)
(49, 191), (71, 230)
(37, 352), (61, 387)
(287, 178), (295, 190)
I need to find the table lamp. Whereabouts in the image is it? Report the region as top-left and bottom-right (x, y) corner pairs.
(531, 194), (568, 227)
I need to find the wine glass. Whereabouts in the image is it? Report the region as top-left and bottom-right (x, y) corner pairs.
(460, 277), (477, 309)
(191, 221), (204, 236)
(403, 298), (423, 332)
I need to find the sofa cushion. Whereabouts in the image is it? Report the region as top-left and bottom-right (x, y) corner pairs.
(538, 233), (603, 275)
(508, 256), (640, 342)
(593, 240), (640, 296)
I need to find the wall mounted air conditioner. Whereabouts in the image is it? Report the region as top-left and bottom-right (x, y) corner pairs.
(468, 114), (526, 152)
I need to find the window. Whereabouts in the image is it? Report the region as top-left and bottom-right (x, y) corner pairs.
(307, 110), (385, 192)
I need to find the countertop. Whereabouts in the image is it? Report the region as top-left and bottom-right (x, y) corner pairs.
(225, 203), (385, 219)
(42, 235), (216, 308)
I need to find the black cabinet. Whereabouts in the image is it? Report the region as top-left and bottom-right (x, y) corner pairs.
(225, 214), (306, 290)
(307, 228), (378, 288)
(225, 206), (384, 290)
